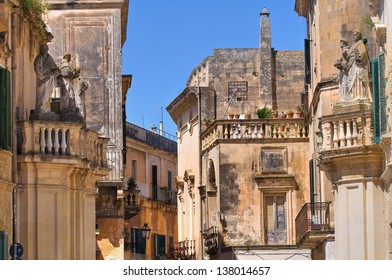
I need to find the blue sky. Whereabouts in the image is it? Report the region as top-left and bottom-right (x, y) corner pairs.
(122, 0), (307, 136)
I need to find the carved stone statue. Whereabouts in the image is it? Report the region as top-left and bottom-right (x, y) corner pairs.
(74, 77), (89, 119)
(34, 47), (88, 121)
(34, 44), (60, 113)
(334, 39), (350, 101)
(334, 30), (372, 102)
(59, 53), (79, 114)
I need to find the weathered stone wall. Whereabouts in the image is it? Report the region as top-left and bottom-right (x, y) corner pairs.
(215, 141), (309, 246)
(47, 8), (124, 182)
(274, 51), (305, 111)
(209, 48), (261, 119)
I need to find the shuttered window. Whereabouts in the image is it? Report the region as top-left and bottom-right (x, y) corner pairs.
(0, 231), (8, 260)
(372, 52), (387, 144)
(0, 68), (11, 150)
(153, 233), (166, 259)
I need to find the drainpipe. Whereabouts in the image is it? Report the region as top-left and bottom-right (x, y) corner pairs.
(11, 8), (19, 256)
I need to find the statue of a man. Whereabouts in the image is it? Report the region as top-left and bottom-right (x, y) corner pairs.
(34, 44), (60, 113)
(346, 30), (372, 101)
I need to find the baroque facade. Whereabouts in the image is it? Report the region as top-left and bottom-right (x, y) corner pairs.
(0, 0), (129, 259)
(167, 8), (312, 260)
(123, 122), (177, 260)
(295, 0), (392, 259)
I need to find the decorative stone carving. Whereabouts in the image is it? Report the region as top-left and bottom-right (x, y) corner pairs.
(334, 30), (372, 102)
(34, 47), (89, 121)
(0, 31), (13, 59)
(34, 44), (61, 113)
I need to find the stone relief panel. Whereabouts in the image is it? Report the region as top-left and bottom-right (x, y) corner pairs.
(261, 147), (288, 174)
(96, 187), (122, 217)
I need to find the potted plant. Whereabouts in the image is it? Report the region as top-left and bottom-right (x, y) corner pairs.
(127, 177), (138, 191)
(228, 113), (234, 119)
(245, 113), (251, 119)
(294, 105), (303, 118)
(272, 110), (278, 118)
(287, 110), (294, 118)
(280, 111), (287, 118)
(256, 106), (273, 119)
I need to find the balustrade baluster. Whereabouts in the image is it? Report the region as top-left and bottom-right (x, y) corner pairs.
(338, 120), (346, 147)
(235, 123), (240, 139)
(295, 122), (300, 138)
(53, 128), (60, 155)
(61, 129), (67, 155)
(40, 127), (46, 154)
(333, 121), (339, 148)
(352, 119), (358, 146)
(260, 123), (265, 138)
(47, 128), (53, 154)
(345, 119), (352, 147)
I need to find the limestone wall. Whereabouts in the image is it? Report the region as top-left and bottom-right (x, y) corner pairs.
(209, 141), (309, 246)
(274, 50), (305, 111)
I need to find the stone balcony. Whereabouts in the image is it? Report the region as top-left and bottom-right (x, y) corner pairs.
(318, 102), (384, 180)
(201, 118), (308, 151)
(17, 119), (109, 169)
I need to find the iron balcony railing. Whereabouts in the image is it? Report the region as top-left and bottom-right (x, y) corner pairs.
(152, 187), (177, 205)
(202, 226), (218, 255)
(295, 202), (331, 243)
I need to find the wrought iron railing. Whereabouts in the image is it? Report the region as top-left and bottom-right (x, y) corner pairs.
(202, 226), (218, 255)
(295, 202), (331, 242)
(152, 187), (177, 205)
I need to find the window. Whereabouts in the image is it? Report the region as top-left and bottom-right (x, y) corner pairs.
(0, 231), (8, 260)
(304, 38), (311, 85)
(372, 52), (386, 144)
(131, 228), (146, 254)
(152, 165), (158, 200)
(0, 68), (11, 150)
(153, 234), (166, 260)
(264, 195), (287, 245)
(132, 160), (137, 180)
(168, 170), (172, 191)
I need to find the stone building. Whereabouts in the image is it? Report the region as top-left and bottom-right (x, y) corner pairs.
(295, 0), (392, 259)
(167, 8), (311, 260)
(0, 0), (129, 259)
(122, 122), (177, 260)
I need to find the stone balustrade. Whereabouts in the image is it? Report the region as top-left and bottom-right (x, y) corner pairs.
(320, 111), (373, 151)
(202, 118), (308, 151)
(17, 120), (109, 167)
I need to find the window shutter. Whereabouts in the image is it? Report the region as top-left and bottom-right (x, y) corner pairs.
(304, 39), (311, 85)
(0, 231), (8, 260)
(372, 58), (380, 144)
(379, 52), (387, 135)
(0, 68), (11, 150)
